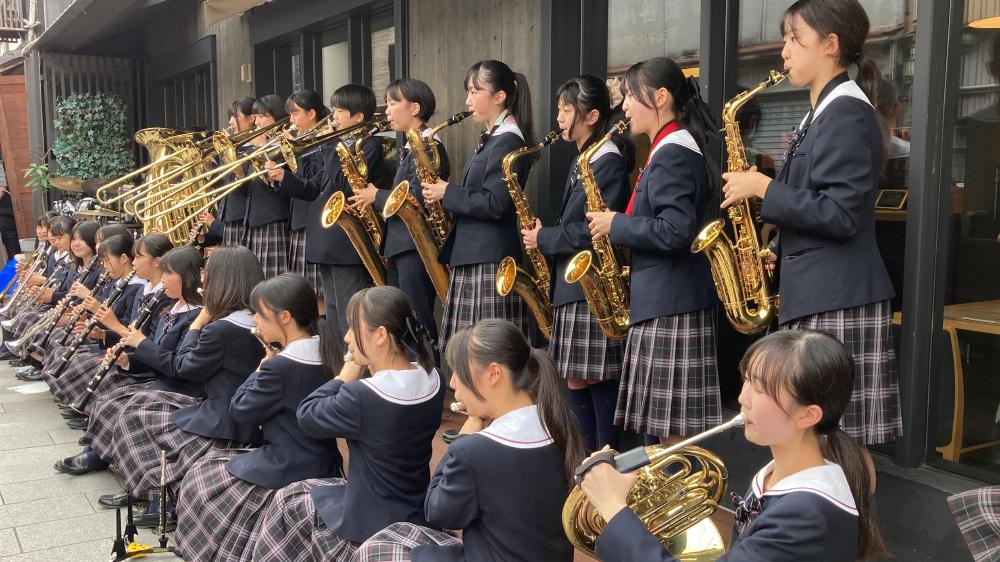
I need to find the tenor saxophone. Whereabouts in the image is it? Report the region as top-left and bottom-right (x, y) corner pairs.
(495, 130), (560, 340)
(382, 111), (471, 303)
(691, 69), (787, 334)
(564, 120), (632, 339)
(321, 118), (390, 285)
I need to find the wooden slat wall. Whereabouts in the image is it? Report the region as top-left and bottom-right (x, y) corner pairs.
(409, 0), (542, 200)
(0, 74), (32, 239)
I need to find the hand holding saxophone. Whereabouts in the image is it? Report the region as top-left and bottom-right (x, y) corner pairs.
(578, 446), (639, 522)
(720, 165), (771, 208)
(585, 210), (617, 240)
(521, 218), (542, 250)
(348, 182), (378, 210)
(420, 178), (447, 203)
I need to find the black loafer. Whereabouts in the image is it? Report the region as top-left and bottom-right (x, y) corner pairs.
(60, 409), (83, 419)
(66, 416), (89, 430)
(133, 511), (176, 531)
(53, 452), (102, 476)
(21, 369), (44, 381)
(98, 492), (144, 509)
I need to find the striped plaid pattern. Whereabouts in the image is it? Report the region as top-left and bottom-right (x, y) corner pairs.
(289, 228), (323, 294)
(84, 379), (150, 449)
(223, 221), (247, 247)
(246, 220), (290, 279)
(440, 262), (539, 351)
(10, 307), (46, 337)
(949, 486), (1000, 562)
(351, 522), (461, 562)
(45, 350), (102, 405)
(614, 309), (722, 438)
(176, 448), (275, 562)
(549, 301), (624, 381)
(782, 300), (902, 445)
(252, 478), (356, 562)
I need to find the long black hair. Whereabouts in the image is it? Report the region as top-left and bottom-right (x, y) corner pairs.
(445, 319), (585, 487)
(230, 97), (255, 119)
(556, 74), (635, 171)
(286, 90), (330, 122)
(466, 60), (536, 147)
(201, 245), (263, 322)
(740, 329), (886, 559)
(620, 57), (720, 195)
(134, 233), (173, 260)
(70, 221), (99, 266)
(98, 234), (135, 262)
(253, 94), (289, 120)
(781, 0), (880, 108)
(160, 246), (203, 306)
(346, 285), (434, 374)
(251, 273), (344, 378)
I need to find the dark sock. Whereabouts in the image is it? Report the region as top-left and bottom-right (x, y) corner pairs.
(644, 432), (660, 446)
(567, 387), (597, 451)
(83, 450), (108, 471)
(589, 379), (622, 450)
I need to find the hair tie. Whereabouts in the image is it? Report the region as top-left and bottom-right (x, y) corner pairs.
(819, 422), (841, 435)
(401, 315), (430, 353)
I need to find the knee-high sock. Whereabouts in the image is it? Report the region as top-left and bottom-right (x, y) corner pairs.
(589, 379), (621, 450)
(567, 387), (597, 452)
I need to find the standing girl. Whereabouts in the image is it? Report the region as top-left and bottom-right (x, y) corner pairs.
(244, 95), (291, 278)
(522, 74), (631, 451)
(587, 57), (722, 442)
(203, 96), (256, 247)
(720, 0), (901, 448)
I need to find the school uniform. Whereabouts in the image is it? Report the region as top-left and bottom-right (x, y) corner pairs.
(8, 253), (76, 337)
(608, 122), (721, 438)
(762, 74), (901, 445)
(274, 150), (326, 293)
(176, 337), (342, 562)
(372, 129), (451, 345)
(596, 460), (860, 562)
(109, 309), (265, 502)
(949, 486), (1000, 562)
(252, 365), (444, 562)
(536, 140), (629, 381)
(353, 405), (574, 562)
(244, 168), (292, 279)
(219, 183), (249, 246)
(437, 113), (537, 350)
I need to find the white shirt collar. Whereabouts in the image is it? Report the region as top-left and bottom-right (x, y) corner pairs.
(279, 336), (322, 365)
(807, 80), (873, 124)
(361, 365), (440, 405)
(127, 276), (147, 287)
(650, 127), (701, 159)
(219, 309), (254, 330)
(751, 460), (858, 516)
(143, 281), (163, 296)
(479, 404), (554, 449)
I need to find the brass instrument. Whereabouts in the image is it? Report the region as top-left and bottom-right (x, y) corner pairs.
(321, 118), (391, 285)
(0, 245), (49, 311)
(1, 251), (66, 328)
(47, 271), (136, 378)
(12, 256), (100, 358)
(382, 111), (472, 302)
(565, 120), (632, 339)
(691, 70), (787, 335)
(0, 254), (28, 304)
(494, 130), (560, 340)
(251, 326), (281, 355)
(563, 413), (745, 560)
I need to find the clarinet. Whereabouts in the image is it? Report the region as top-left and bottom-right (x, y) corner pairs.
(46, 271), (137, 379)
(70, 290), (166, 414)
(56, 272), (110, 346)
(29, 255), (101, 354)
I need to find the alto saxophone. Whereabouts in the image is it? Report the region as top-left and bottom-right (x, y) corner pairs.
(691, 69), (787, 334)
(495, 130), (560, 340)
(564, 120), (632, 339)
(322, 118), (390, 285)
(382, 111), (472, 303)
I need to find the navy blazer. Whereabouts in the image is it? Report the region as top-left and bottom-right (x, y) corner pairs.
(609, 134), (715, 324)
(100, 281), (145, 350)
(411, 405), (573, 562)
(226, 338), (342, 488)
(760, 84), (894, 323)
(297, 366), (444, 544)
(167, 310), (265, 443)
(373, 135), (452, 259)
(281, 136), (390, 265)
(281, 150), (325, 231)
(536, 142), (629, 307)
(219, 183), (248, 223)
(244, 171), (291, 228)
(131, 306), (203, 396)
(595, 462), (860, 562)
(438, 124), (531, 267)
(52, 262), (101, 303)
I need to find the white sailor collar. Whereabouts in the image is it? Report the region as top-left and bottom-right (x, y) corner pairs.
(492, 111), (524, 141)
(278, 336), (322, 365)
(143, 281), (164, 296)
(361, 365), (440, 405)
(751, 460), (858, 516)
(169, 302), (199, 315)
(219, 309), (254, 330)
(479, 404), (554, 449)
(403, 127), (443, 151)
(585, 139), (622, 165)
(649, 127), (701, 160)
(127, 276), (147, 287)
(808, 80), (873, 123)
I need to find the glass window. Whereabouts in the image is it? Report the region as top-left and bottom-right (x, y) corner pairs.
(322, 41), (350, 104)
(929, 2), (1000, 479)
(607, 0), (701, 75)
(371, 20), (395, 96)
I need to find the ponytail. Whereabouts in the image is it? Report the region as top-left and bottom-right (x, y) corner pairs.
(675, 77), (720, 196)
(317, 318), (346, 379)
(510, 72), (536, 147)
(528, 347), (587, 487)
(346, 285), (436, 375)
(466, 60), (536, 147)
(823, 429), (887, 559)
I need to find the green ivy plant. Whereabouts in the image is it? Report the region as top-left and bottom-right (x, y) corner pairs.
(52, 92), (133, 180)
(23, 162), (50, 191)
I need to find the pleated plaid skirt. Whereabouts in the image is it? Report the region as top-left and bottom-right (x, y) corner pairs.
(176, 448), (274, 562)
(223, 221), (247, 247)
(252, 478), (358, 562)
(289, 228), (323, 294)
(949, 486), (1000, 562)
(440, 262), (538, 351)
(781, 300), (902, 445)
(351, 522), (462, 562)
(549, 301), (624, 381)
(84, 378), (150, 449)
(10, 307), (46, 338)
(246, 220), (290, 279)
(45, 349), (102, 405)
(614, 309), (722, 438)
